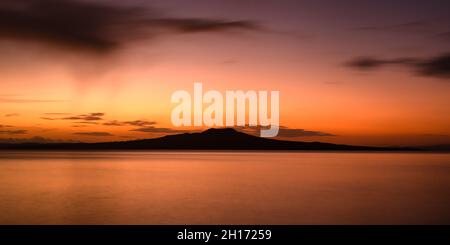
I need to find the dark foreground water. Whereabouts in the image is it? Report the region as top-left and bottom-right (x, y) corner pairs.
(0, 151), (449, 224)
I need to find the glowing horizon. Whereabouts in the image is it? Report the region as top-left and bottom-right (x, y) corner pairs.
(1, 0), (450, 146)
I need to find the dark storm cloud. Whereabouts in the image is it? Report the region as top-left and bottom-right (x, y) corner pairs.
(346, 52), (450, 79)
(0, 0), (259, 52)
(103, 120), (157, 127)
(0, 129), (27, 134)
(74, 132), (113, 137)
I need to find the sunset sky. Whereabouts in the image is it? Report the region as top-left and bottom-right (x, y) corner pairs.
(1, 0), (449, 146)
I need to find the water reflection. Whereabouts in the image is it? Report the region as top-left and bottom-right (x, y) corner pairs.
(0, 151), (449, 224)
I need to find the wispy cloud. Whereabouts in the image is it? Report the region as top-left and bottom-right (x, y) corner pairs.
(353, 21), (428, 32)
(0, 129), (27, 134)
(0, 136), (79, 144)
(71, 125), (87, 128)
(237, 125), (335, 137)
(130, 126), (189, 134)
(42, 112), (105, 121)
(74, 132), (113, 137)
(40, 117), (57, 121)
(346, 57), (417, 70)
(346, 52), (450, 79)
(44, 113), (71, 115)
(4, 113), (19, 117)
(103, 120), (156, 127)
(417, 53), (450, 78)
(42, 114), (159, 129)
(0, 98), (63, 103)
(62, 113), (104, 121)
(277, 127), (336, 137)
(73, 121), (99, 125)
(0, 0), (260, 53)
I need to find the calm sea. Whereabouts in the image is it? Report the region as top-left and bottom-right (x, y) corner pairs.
(0, 151), (449, 224)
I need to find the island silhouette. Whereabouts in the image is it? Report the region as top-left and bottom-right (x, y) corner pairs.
(0, 128), (419, 151)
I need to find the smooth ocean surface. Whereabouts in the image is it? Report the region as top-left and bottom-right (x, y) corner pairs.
(0, 151), (449, 224)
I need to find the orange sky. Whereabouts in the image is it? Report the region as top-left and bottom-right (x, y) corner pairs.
(1, 0), (450, 146)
